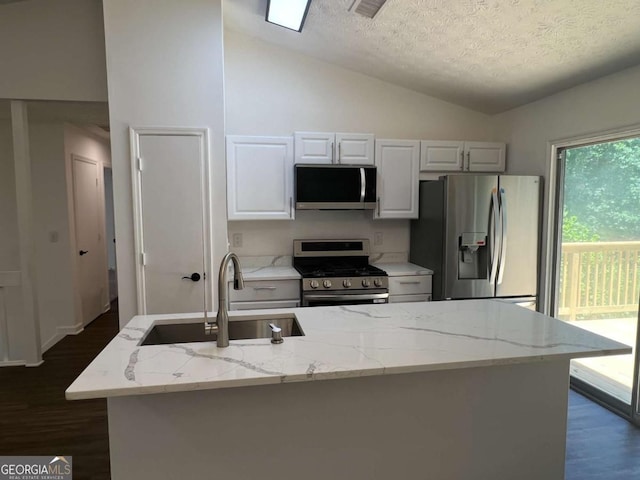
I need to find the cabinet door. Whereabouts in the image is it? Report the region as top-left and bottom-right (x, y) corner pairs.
(294, 132), (335, 164)
(374, 140), (420, 219)
(226, 136), (294, 220)
(335, 133), (375, 165)
(465, 141), (506, 172)
(420, 140), (465, 171)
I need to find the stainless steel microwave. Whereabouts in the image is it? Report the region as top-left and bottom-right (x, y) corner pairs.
(295, 164), (377, 210)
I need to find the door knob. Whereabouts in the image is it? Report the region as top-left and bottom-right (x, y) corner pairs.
(182, 273), (201, 282)
(79, 250), (89, 256)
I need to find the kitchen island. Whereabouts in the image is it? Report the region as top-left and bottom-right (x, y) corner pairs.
(67, 300), (629, 480)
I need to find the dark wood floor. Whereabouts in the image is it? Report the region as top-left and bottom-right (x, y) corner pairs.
(0, 302), (118, 480)
(1, 302), (639, 480)
(566, 389), (640, 479)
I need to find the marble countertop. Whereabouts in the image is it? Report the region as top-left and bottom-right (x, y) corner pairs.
(375, 262), (433, 276)
(239, 265), (301, 281)
(66, 300), (630, 400)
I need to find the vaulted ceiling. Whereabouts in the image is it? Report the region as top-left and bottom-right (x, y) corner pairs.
(224, 0), (640, 113)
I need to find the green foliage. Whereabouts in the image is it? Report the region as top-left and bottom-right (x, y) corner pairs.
(562, 208), (600, 242)
(563, 138), (640, 241)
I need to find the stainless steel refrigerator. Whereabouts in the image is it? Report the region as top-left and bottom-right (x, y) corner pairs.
(410, 175), (541, 309)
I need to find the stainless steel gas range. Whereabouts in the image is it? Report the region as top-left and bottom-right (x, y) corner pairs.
(293, 239), (389, 307)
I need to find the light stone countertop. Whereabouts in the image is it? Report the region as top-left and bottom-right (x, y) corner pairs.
(375, 262), (433, 276)
(66, 300), (630, 400)
(239, 265), (301, 281)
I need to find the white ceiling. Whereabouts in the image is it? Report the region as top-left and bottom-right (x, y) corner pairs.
(224, 0), (640, 113)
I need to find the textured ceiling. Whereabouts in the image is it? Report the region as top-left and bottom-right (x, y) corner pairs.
(224, 0), (640, 113)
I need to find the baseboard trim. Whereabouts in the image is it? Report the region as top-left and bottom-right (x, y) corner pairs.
(41, 322), (85, 353)
(0, 360), (26, 367)
(42, 332), (65, 353)
(58, 323), (84, 335)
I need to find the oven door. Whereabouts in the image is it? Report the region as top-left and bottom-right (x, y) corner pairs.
(302, 290), (389, 307)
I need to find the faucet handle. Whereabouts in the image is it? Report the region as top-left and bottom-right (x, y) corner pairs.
(269, 323), (283, 344)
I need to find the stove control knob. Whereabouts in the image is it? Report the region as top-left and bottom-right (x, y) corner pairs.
(309, 280), (319, 289)
(374, 278), (383, 288)
(343, 279), (352, 288)
(323, 280), (332, 289)
(362, 279), (371, 288)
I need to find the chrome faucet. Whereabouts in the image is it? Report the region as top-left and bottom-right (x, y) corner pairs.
(205, 252), (244, 347)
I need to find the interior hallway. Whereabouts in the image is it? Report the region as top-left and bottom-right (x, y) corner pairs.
(0, 301), (639, 480)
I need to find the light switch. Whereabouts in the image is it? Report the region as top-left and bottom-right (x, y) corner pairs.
(374, 232), (383, 246)
(49, 231), (59, 243)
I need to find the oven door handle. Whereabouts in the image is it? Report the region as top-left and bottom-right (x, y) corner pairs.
(303, 293), (389, 301)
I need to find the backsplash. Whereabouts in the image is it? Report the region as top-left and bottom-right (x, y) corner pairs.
(227, 210), (410, 257)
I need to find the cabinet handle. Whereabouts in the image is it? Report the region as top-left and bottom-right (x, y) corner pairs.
(460, 151), (464, 171)
(331, 142), (335, 164)
(399, 280), (421, 285)
(289, 196), (293, 216)
(252, 286), (277, 291)
(377, 196), (381, 216)
(338, 142), (341, 164)
(466, 151), (470, 171)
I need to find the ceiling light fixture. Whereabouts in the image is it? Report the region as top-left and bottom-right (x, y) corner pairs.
(266, 0), (312, 32)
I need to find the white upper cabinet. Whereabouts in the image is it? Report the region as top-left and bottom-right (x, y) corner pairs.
(226, 136), (294, 221)
(465, 142), (506, 172)
(294, 132), (335, 164)
(374, 139), (420, 219)
(420, 141), (465, 171)
(420, 140), (506, 172)
(295, 132), (374, 165)
(336, 133), (375, 165)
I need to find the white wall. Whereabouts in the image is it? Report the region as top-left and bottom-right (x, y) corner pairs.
(102, 0), (227, 328)
(224, 30), (496, 257)
(29, 122), (72, 351)
(0, 0), (107, 102)
(493, 64), (640, 312)
(0, 121), (19, 270)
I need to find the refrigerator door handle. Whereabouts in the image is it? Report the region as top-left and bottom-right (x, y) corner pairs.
(497, 187), (508, 285)
(489, 188), (500, 286)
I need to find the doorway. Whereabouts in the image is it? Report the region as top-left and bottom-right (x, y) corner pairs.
(104, 167), (117, 302)
(552, 135), (640, 419)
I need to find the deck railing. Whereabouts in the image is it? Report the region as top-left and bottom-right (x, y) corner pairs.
(558, 241), (640, 320)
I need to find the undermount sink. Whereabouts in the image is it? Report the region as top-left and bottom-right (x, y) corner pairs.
(139, 314), (304, 346)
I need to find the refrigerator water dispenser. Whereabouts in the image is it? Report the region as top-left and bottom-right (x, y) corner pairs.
(458, 232), (488, 280)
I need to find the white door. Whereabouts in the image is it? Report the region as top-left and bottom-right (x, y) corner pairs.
(466, 141), (506, 172)
(226, 136), (294, 220)
(420, 140), (465, 171)
(375, 140), (420, 219)
(135, 133), (208, 315)
(72, 156), (106, 326)
(294, 132), (335, 164)
(335, 133), (375, 165)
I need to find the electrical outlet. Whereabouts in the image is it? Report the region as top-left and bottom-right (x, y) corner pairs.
(374, 232), (383, 246)
(232, 233), (243, 248)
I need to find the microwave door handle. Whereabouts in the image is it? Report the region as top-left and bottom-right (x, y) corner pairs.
(360, 167), (366, 203)
(497, 188), (507, 285)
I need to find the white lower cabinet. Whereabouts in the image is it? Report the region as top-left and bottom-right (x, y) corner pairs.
(228, 279), (300, 310)
(388, 274), (432, 303)
(226, 136), (294, 220)
(374, 139), (420, 219)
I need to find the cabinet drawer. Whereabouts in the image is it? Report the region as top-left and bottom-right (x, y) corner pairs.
(388, 275), (432, 295)
(229, 300), (300, 311)
(229, 279), (300, 302)
(389, 294), (432, 303)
